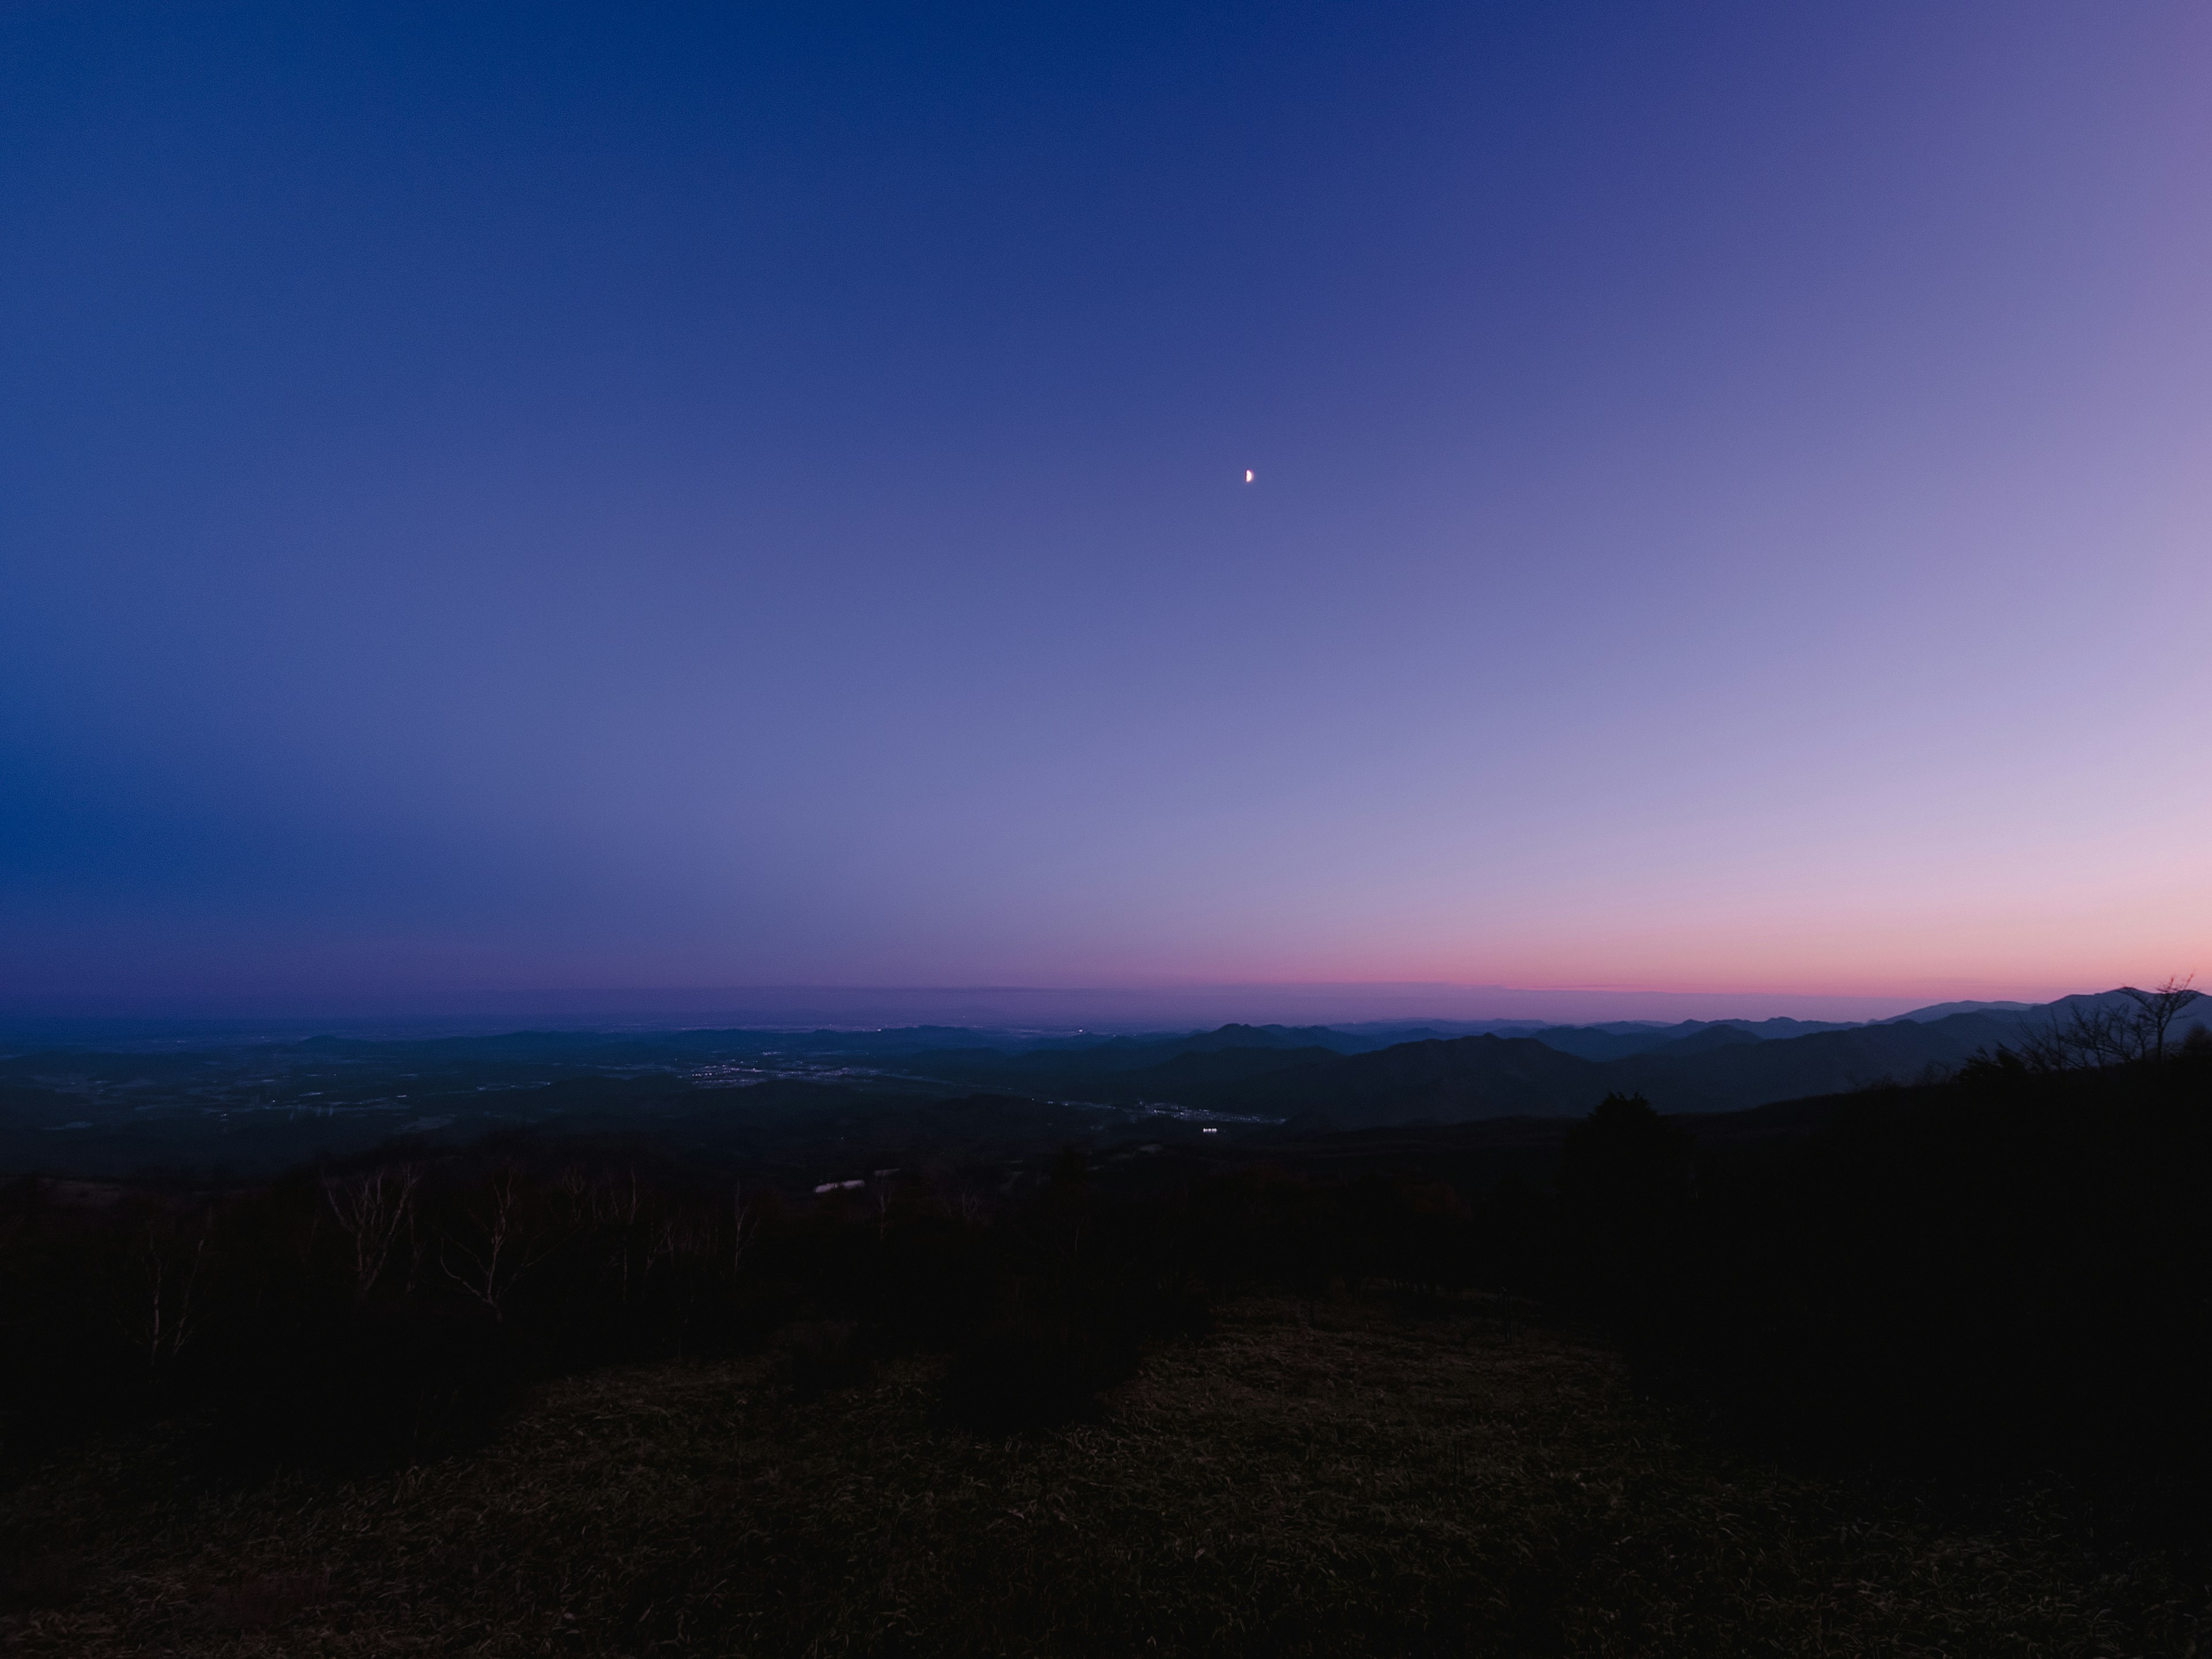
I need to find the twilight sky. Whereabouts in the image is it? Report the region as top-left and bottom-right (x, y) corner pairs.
(4, 3), (2209, 1020)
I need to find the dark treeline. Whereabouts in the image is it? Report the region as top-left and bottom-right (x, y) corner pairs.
(4, 1040), (2209, 1510)
(0, 1139), (1225, 1473)
(1578, 1045), (2212, 1493)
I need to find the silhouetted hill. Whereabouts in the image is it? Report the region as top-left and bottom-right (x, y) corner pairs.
(1171, 1024), (1368, 1053)
(1044, 1024), (1385, 1065)
(877, 1024), (1378, 1097)
(1525, 1025), (1701, 1061)
(1111, 1045), (1338, 1098)
(1885, 999), (2037, 1022)
(1602, 1011), (2024, 1113)
(1732, 1016), (1868, 1038)
(2044, 988), (2212, 1035)
(1647, 1023), (1764, 1056)
(1529, 1016), (1860, 1062)
(1183, 1011), (2038, 1127)
(1202, 1035), (1602, 1127)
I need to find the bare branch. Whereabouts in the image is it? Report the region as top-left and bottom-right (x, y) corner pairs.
(323, 1164), (422, 1299)
(2116, 974), (2201, 1063)
(438, 1167), (562, 1319)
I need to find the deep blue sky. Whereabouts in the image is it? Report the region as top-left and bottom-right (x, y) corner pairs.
(5, 3), (2209, 1018)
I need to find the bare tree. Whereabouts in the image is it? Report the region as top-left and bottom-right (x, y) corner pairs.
(2019, 1000), (2139, 1071)
(2118, 975), (2201, 1063)
(324, 1164), (421, 1299)
(646, 1207), (714, 1276)
(869, 1169), (902, 1240)
(732, 1180), (760, 1275)
(590, 1168), (658, 1302)
(138, 1214), (207, 1373)
(440, 1167), (562, 1319)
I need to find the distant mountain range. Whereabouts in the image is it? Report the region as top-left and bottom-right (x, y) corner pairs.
(6, 988), (2201, 1182)
(1143, 1012), (2025, 1126)
(877, 990), (2210, 1128)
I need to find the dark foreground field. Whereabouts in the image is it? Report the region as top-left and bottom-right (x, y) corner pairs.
(5, 1294), (2198, 1658)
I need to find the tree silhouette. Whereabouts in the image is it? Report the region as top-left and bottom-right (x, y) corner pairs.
(1559, 1093), (1693, 1202)
(2118, 975), (2200, 1062)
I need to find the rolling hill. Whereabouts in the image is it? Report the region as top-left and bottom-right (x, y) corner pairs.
(1170, 1011), (2040, 1127)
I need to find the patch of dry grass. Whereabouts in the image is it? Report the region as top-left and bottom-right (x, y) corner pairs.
(2, 1296), (2202, 1656)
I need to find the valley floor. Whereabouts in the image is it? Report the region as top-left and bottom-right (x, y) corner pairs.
(3, 1296), (2200, 1657)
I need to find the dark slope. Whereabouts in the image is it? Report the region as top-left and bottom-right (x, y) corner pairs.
(1723, 1016), (1863, 1039)
(1109, 1045), (1338, 1099)
(1526, 1025), (1705, 1062)
(904, 1041), (1338, 1104)
(1647, 1024), (1764, 1056)
(1528, 1018), (1830, 1062)
(1604, 1011), (2028, 1113)
(875, 1025), (1374, 1098)
(1886, 999), (2038, 1022)
(1200, 1035), (1604, 1126)
(1027, 1023), (1380, 1066)
(1176, 1011), (2037, 1128)
(1165, 1024), (1373, 1054)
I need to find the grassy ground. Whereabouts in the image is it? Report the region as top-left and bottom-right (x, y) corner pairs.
(2, 1295), (2202, 1657)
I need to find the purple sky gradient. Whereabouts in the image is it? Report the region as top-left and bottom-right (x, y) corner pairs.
(3, 3), (2208, 1021)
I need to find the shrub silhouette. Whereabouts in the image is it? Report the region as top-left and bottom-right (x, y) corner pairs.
(1555, 1093), (1694, 1319)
